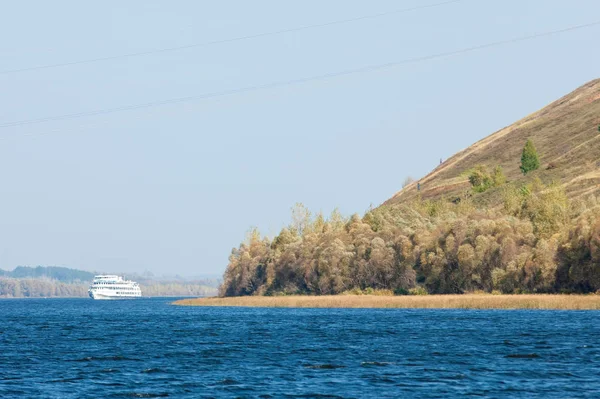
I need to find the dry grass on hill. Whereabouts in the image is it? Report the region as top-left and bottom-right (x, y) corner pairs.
(173, 295), (600, 310)
(387, 78), (600, 205)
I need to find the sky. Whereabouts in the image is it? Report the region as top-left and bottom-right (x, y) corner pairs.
(0, 0), (599, 277)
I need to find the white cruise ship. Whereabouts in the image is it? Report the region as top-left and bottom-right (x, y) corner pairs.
(88, 275), (142, 300)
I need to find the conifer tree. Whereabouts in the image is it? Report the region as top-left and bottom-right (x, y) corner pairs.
(520, 139), (540, 174)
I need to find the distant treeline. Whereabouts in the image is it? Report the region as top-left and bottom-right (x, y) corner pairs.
(221, 179), (600, 296)
(142, 283), (217, 297)
(0, 265), (220, 298)
(0, 278), (88, 298)
(0, 277), (217, 298)
(0, 266), (94, 282)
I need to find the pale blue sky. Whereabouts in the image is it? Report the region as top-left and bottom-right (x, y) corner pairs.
(0, 0), (598, 276)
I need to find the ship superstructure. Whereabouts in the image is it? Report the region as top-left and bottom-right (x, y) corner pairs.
(88, 275), (142, 300)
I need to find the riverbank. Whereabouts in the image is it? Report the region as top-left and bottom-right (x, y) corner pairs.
(173, 294), (600, 310)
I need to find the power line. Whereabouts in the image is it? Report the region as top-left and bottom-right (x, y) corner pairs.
(0, 0), (464, 75)
(2, 19), (598, 129)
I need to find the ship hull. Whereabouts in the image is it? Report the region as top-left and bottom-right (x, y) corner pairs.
(89, 290), (141, 300)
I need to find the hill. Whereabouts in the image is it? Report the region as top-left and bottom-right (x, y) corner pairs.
(219, 79), (600, 297)
(386, 78), (600, 205)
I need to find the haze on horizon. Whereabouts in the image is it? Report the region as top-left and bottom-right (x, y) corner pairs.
(0, 0), (599, 276)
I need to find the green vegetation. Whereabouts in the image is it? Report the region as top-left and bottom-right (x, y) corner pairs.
(468, 165), (505, 193)
(520, 139), (540, 175)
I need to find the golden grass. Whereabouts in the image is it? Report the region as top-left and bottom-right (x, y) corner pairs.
(173, 294), (600, 310)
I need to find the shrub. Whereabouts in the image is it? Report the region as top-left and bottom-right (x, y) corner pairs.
(468, 165), (506, 193)
(492, 166), (506, 186)
(342, 287), (364, 295)
(469, 165), (493, 193)
(409, 286), (428, 296)
(520, 180), (569, 237)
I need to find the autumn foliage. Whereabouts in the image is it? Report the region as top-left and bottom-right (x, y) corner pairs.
(221, 181), (600, 296)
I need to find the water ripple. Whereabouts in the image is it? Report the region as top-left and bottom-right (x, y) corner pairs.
(0, 298), (599, 398)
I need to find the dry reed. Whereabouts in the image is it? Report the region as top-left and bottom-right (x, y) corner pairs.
(173, 294), (600, 310)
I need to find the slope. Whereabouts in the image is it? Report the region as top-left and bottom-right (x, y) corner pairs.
(385, 78), (600, 205)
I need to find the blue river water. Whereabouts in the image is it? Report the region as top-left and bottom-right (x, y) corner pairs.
(0, 298), (599, 398)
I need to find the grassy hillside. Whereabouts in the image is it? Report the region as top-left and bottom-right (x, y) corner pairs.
(386, 78), (600, 205)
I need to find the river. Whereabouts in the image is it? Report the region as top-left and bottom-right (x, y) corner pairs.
(1, 298), (598, 398)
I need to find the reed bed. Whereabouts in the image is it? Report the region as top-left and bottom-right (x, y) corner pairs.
(173, 294), (600, 310)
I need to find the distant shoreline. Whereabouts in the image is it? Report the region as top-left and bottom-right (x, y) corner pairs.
(173, 294), (600, 310)
(0, 295), (209, 300)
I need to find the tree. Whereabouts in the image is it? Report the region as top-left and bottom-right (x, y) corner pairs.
(290, 203), (312, 236)
(402, 176), (415, 188)
(520, 139), (540, 175)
